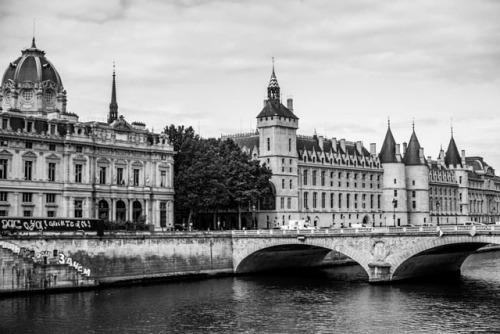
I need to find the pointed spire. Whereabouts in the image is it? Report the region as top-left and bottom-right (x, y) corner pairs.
(31, 18), (37, 48)
(404, 123), (426, 165)
(379, 122), (398, 163)
(108, 62), (118, 124)
(445, 134), (462, 168)
(267, 57), (280, 102)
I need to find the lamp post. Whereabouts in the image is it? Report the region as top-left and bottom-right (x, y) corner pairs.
(392, 198), (397, 226)
(252, 204), (256, 230)
(436, 200), (440, 226)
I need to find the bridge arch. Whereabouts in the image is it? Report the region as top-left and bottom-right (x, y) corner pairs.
(388, 235), (500, 281)
(233, 236), (373, 277)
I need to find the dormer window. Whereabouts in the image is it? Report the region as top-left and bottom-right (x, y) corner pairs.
(21, 89), (34, 101)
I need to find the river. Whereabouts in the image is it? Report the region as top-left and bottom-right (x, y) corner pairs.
(1, 250), (500, 334)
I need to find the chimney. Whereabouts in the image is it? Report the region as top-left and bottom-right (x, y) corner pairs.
(402, 142), (407, 156)
(370, 143), (376, 155)
(263, 99), (267, 108)
(461, 149), (466, 165)
(318, 135), (324, 151)
(331, 138), (337, 151)
(356, 141), (362, 154)
(340, 139), (346, 153)
(287, 97), (293, 112)
(396, 144), (401, 156)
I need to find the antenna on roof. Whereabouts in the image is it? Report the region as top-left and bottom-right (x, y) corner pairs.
(387, 117), (391, 128)
(450, 117), (454, 137)
(412, 117), (415, 132)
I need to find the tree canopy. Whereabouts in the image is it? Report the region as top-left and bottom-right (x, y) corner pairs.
(164, 125), (272, 229)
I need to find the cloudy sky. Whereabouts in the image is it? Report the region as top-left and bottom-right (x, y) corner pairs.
(1, 0), (500, 168)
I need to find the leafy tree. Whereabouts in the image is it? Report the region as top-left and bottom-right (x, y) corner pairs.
(164, 125), (272, 229)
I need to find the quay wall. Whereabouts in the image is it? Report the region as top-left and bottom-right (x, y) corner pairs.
(0, 232), (234, 294)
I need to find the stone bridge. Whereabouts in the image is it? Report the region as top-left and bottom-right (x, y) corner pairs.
(1, 225), (500, 294)
(231, 225), (500, 283)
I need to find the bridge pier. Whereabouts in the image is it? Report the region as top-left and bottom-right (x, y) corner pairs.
(367, 262), (392, 283)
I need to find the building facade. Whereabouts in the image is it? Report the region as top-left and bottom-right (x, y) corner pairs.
(226, 66), (500, 227)
(0, 39), (175, 229)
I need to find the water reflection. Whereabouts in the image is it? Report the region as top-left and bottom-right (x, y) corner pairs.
(1, 252), (500, 334)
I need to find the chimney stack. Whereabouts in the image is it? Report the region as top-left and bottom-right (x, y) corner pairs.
(287, 97), (293, 112)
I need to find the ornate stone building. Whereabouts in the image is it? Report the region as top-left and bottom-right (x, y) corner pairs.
(0, 39), (175, 229)
(226, 65), (500, 227)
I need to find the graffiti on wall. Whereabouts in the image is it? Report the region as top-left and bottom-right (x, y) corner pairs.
(58, 253), (91, 277)
(1, 218), (99, 232)
(0, 241), (91, 277)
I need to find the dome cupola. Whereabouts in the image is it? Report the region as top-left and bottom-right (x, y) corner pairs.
(1, 38), (67, 115)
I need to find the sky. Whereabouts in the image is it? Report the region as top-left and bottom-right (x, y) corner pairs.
(1, 0), (500, 169)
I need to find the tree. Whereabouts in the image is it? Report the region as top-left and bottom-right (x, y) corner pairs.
(164, 125), (272, 229)
(219, 139), (272, 228)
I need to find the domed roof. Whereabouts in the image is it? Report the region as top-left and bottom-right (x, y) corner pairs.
(1, 38), (63, 90)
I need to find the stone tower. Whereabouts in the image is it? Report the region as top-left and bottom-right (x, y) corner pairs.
(256, 63), (299, 223)
(444, 131), (469, 223)
(403, 127), (430, 225)
(379, 122), (408, 226)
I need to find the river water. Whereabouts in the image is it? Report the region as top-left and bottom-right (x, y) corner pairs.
(1, 251), (500, 334)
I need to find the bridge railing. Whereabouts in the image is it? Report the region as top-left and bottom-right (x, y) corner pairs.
(230, 225), (500, 236)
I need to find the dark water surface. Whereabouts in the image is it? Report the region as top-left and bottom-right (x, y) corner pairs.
(1, 251), (500, 334)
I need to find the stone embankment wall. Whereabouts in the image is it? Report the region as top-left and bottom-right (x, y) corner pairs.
(0, 232), (234, 294)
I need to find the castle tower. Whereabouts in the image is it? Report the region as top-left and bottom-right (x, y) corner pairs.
(256, 62), (299, 224)
(379, 121), (408, 226)
(108, 64), (118, 124)
(403, 126), (430, 225)
(444, 130), (469, 223)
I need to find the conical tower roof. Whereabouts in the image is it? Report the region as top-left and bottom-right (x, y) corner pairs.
(445, 135), (462, 168)
(404, 130), (426, 165)
(379, 123), (398, 163)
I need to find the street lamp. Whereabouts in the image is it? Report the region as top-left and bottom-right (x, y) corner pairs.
(252, 204), (256, 230)
(392, 198), (397, 226)
(436, 200), (440, 226)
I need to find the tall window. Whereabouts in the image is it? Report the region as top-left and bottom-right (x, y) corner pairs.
(117, 167), (124, 185)
(280, 197), (285, 209)
(24, 161), (33, 180)
(0, 159), (7, 179)
(330, 193), (334, 208)
(303, 170), (308, 186)
(74, 200), (83, 218)
(160, 202), (167, 227)
(282, 179), (285, 189)
(133, 169), (140, 186)
(289, 138), (292, 152)
(48, 162), (56, 181)
(321, 192), (326, 209)
(304, 192), (308, 209)
(99, 167), (107, 184)
(321, 171), (325, 186)
(287, 197), (291, 209)
(346, 194), (350, 209)
(312, 171), (317, 186)
(75, 164), (83, 183)
(267, 138), (270, 151)
(0, 192), (7, 201)
(339, 194), (342, 208)
(160, 170), (167, 187)
(313, 192), (317, 209)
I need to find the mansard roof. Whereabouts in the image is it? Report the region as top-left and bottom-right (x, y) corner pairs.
(444, 136), (462, 168)
(257, 100), (298, 120)
(379, 126), (399, 163)
(404, 131), (426, 165)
